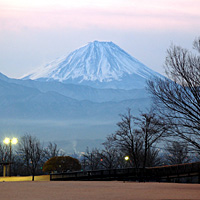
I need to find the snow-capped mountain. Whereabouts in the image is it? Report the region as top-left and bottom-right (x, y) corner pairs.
(22, 41), (162, 89)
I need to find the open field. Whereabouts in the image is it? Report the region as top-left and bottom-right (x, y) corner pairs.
(0, 180), (199, 200)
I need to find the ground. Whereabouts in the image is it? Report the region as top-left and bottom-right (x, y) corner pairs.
(0, 175), (50, 182)
(0, 176), (199, 200)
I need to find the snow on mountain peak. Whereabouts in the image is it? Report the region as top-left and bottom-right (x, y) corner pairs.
(22, 41), (162, 89)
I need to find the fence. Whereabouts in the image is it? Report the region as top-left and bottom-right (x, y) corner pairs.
(50, 162), (200, 183)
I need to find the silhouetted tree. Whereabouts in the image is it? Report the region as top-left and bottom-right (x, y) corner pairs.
(148, 37), (200, 154)
(145, 147), (161, 167)
(82, 143), (125, 170)
(134, 109), (168, 168)
(164, 141), (190, 165)
(0, 143), (9, 162)
(105, 109), (165, 169)
(12, 153), (25, 176)
(101, 139), (126, 169)
(82, 148), (101, 170)
(43, 142), (64, 161)
(106, 109), (144, 169)
(0, 144), (10, 175)
(18, 134), (43, 181)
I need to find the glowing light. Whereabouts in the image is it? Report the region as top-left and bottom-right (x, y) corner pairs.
(124, 156), (129, 161)
(11, 137), (18, 144)
(3, 137), (18, 144)
(3, 137), (10, 144)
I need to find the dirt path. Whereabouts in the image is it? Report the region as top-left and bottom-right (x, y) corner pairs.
(0, 181), (200, 200)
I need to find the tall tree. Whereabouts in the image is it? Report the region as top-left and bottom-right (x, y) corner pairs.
(134, 110), (168, 168)
(106, 109), (166, 169)
(148, 37), (200, 154)
(106, 109), (144, 169)
(18, 134), (43, 181)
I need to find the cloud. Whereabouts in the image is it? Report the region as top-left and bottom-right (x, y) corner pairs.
(0, 4), (199, 33)
(0, 0), (199, 33)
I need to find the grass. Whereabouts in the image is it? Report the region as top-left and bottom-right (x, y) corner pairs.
(0, 175), (50, 182)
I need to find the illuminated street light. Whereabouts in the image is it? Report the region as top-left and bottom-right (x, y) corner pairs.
(124, 156), (129, 161)
(124, 156), (130, 168)
(3, 137), (10, 144)
(3, 137), (18, 176)
(11, 137), (18, 144)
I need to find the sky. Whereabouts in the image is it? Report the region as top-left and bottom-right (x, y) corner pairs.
(0, 0), (200, 78)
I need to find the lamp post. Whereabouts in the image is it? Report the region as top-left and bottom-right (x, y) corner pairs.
(124, 156), (129, 161)
(124, 156), (130, 168)
(3, 137), (18, 176)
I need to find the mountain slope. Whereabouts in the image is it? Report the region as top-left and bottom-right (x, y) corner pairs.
(22, 41), (163, 89)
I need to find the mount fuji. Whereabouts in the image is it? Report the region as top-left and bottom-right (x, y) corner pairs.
(22, 41), (162, 89)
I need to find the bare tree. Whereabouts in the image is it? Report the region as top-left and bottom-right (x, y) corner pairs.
(82, 148), (101, 170)
(0, 143), (9, 162)
(0, 144), (10, 175)
(134, 110), (168, 168)
(12, 153), (25, 176)
(148, 37), (200, 154)
(164, 141), (190, 165)
(43, 142), (64, 161)
(145, 147), (161, 167)
(100, 139), (125, 169)
(106, 109), (144, 169)
(18, 134), (43, 181)
(106, 109), (166, 169)
(83, 141), (126, 171)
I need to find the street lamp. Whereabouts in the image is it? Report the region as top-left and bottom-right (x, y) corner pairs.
(3, 137), (18, 176)
(124, 156), (129, 161)
(124, 156), (130, 168)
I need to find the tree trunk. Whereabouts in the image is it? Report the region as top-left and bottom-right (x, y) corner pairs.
(143, 132), (148, 169)
(32, 168), (35, 181)
(32, 174), (35, 181)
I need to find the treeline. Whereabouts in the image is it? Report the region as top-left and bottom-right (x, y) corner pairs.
(82, 109), (199, 171)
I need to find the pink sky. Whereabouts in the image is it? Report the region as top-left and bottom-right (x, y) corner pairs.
(0, 0), (199, 31)
(0, 0), (199, 78)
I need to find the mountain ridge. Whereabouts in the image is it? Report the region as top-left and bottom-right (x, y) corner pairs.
(0, 73), (151, 120)
(0, 74), (149, 102)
